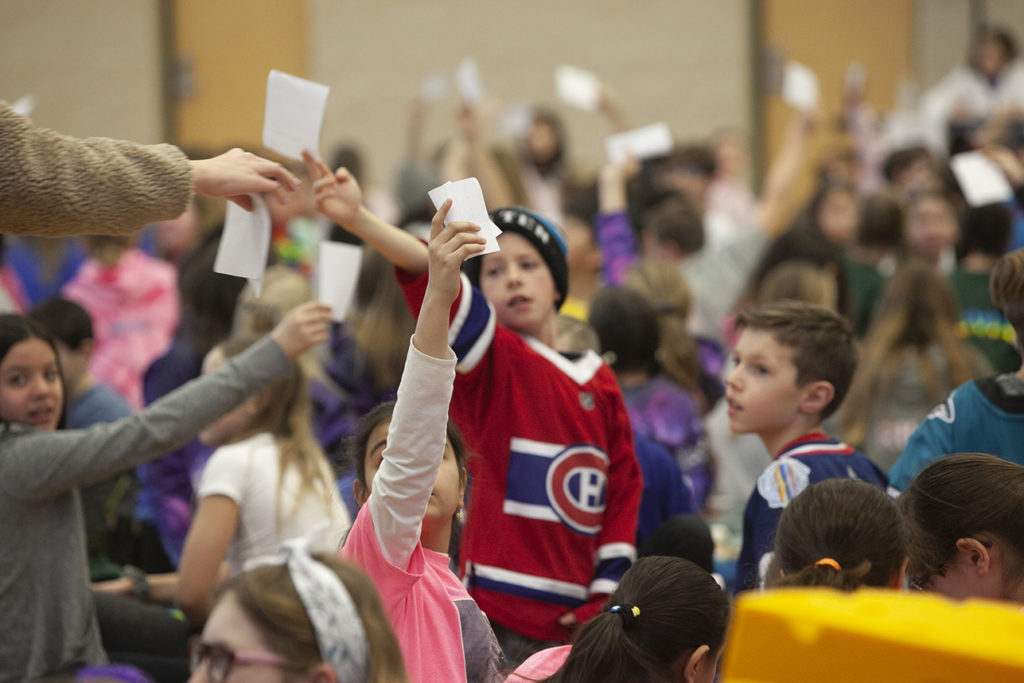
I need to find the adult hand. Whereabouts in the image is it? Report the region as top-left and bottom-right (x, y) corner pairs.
(270, 301), (332, 359)
(189, 148), (300, 210)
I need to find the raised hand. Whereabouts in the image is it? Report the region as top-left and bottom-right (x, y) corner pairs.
(426, 199), (486, 307)
(270, 301), (332, 359)
(302, 150), (363, 228)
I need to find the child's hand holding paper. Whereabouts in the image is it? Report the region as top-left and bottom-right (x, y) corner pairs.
(427, 178), (502, 256)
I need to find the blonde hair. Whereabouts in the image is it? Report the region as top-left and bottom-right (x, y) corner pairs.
(217, 334), (336, 521)
(756, 262), (838, 309)
(348, 246), (416, 391)
(233, 265), (325, 384)
(841, 262), (979, 446)
(623, 260), (700, 391)
(221, 554), (409, 682)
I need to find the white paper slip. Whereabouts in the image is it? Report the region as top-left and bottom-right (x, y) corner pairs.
(318, 241), (363, 321)
(420, 73), (448, 102)
(782, 61), (819, 111)
(605, 122), (674, 164)
(214, 194), (272, 297)
(455, 58), (484, 104)
(555, 64), (600, 112)
(10, 95), (35, 117)
(951, 151), (1014, 207)
(427, 178), (502, 256)
(262, 69), (330, 161)
(498, 102), (533, 139)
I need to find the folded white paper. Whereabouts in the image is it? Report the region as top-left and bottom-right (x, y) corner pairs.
(498, 103), (533, 139)
(318, 241), (363, 321)
(262, 69), (330, 161)
(427, 178), (502, 256)
(555, 64), (600, 112)
(10, 95), (35, 117)
(456, 58), (485, 104)
(605, 122), (674, 164)
(951, 151), (1014, 207)
(214, 194), (271, 297)
(782, 61), (819, 112)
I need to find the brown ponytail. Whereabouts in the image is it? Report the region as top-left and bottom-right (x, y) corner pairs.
(765, 478), (905, 591)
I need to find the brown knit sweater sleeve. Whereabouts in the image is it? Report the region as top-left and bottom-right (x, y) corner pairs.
(0, 103), (194, 237)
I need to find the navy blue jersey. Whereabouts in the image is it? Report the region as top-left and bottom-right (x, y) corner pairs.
(735, 433), (887, 592)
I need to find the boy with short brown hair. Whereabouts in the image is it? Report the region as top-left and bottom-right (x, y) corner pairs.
(727, 301), (886, 591)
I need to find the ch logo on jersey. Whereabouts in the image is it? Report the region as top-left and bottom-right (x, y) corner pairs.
(546, 446), (608, 534)
(504, 438), (609, 536)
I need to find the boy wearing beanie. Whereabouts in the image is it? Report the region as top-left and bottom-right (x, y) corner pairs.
(304, 153), (641, 667)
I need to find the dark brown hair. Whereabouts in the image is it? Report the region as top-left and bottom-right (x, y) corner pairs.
(349, 401), (470, 495)
(856, 191), (905, 250)
(900, 453), (1024, 594)
(734, 301), (856, 418)
(220, 553), (409, 682)
(542, 557), (729, 683)
(990, 247), (1024, 351)
(643, 194), (705, 256)
(766, 478), (905, 591)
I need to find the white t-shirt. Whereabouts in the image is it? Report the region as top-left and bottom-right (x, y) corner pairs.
(197, 432), (350, 572)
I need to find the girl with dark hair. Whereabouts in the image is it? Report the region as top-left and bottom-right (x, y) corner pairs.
(507, 556), (730, 683)
(765, 478), (906, 591)
(588, 284), (707, 515)
(340, 203), (503, 682)
(900, 453), (1024, 603)
(0, 303), (330, 681)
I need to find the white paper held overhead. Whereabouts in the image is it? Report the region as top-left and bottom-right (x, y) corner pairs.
(605, 123), (674, 164)
(318, 242), (363, 321)
(262, 69), (330, 161)
(555, 64), (601, 112)
(782, 61), (820, 112)
(427, 178), (502, 256)
(214, 194), (272, 297)
(455, 58), (485, 104)
(951, 151), (1014, 207)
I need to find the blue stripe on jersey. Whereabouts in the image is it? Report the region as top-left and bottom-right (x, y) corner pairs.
(505, 444), (559, 509)
(472, 574), (586, 608)
(593, 555), (632, 585)
(450, 286), (492, 361)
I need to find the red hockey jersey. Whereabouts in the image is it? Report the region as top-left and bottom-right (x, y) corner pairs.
(399, 269), (642, 642)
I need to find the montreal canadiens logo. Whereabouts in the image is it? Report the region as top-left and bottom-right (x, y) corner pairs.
(545, 445), (609, 535)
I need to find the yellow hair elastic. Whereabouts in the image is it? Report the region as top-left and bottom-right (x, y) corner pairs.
(610, 604), (641, 627)
(814, 558), (841, 571)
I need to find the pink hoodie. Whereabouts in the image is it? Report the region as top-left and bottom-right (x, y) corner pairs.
(63, 249), (179, 409)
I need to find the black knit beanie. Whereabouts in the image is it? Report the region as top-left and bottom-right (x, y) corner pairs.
(462, 206), (569, 310)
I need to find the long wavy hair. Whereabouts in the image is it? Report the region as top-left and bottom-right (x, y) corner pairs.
(217, 335), (336, 521)
(841, 261), (980, 447)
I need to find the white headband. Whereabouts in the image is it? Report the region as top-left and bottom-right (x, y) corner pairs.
(245, 527), (368, 683)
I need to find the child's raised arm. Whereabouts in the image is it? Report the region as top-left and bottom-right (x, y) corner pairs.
(303, 150), (430, 276)
(414, 199), (486, 358)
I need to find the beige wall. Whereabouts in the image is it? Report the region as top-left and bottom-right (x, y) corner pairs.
(0, 0), (164, 142)
(4, 1), (1019, 184)
(309, 0), (751, 186)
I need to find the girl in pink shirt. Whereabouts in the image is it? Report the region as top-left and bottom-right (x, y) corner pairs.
(341, 200), (504, 683)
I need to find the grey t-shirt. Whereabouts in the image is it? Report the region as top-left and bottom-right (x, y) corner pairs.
(0, 337), (287, 682)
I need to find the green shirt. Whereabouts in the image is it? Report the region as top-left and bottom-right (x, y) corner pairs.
(950, 268), (1021, 374)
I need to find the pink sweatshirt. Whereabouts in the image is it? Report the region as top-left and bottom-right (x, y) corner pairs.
(63, 248), (178, 409)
